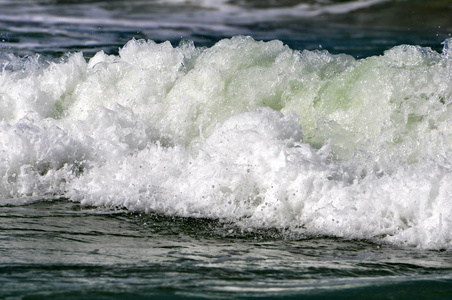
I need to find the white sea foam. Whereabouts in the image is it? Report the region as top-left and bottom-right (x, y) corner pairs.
(1, 36), (452, 249)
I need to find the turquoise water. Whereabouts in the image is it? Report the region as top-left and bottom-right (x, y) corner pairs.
(1, 0), (452, 299)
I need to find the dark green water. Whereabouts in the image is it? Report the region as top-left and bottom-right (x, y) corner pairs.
(1, 199), (452, 299)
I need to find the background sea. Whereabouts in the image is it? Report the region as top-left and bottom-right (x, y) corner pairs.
(1, 0), (452, 299)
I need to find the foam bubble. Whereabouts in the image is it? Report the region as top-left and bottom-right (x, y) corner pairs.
(1, 36), (452, 249)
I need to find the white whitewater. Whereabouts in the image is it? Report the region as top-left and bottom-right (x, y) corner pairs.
(1, 36), (452, 249)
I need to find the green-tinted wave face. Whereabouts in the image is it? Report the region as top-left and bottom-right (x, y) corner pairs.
(288, 42), (452, 166)
(110, 36), (450, 168)
(1, 36), (452, 249)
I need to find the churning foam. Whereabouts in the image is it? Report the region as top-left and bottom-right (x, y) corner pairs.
(1, 36), (452, 249)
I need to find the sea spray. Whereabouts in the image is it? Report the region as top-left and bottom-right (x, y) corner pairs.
(1, 36), (452, 248)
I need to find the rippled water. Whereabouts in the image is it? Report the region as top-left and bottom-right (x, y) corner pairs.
(1, 0), (452, 299)
(1, 0), (450, 57)
(2, 199), (452, 299)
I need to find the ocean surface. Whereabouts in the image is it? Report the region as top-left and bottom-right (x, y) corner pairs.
(1, 0), (452, 299)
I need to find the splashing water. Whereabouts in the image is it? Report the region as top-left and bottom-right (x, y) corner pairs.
(1, 36), (452, 249)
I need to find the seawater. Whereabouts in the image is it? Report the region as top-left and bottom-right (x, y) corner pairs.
(2, 35), (452, 248)
(1, 0), (452, 299)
